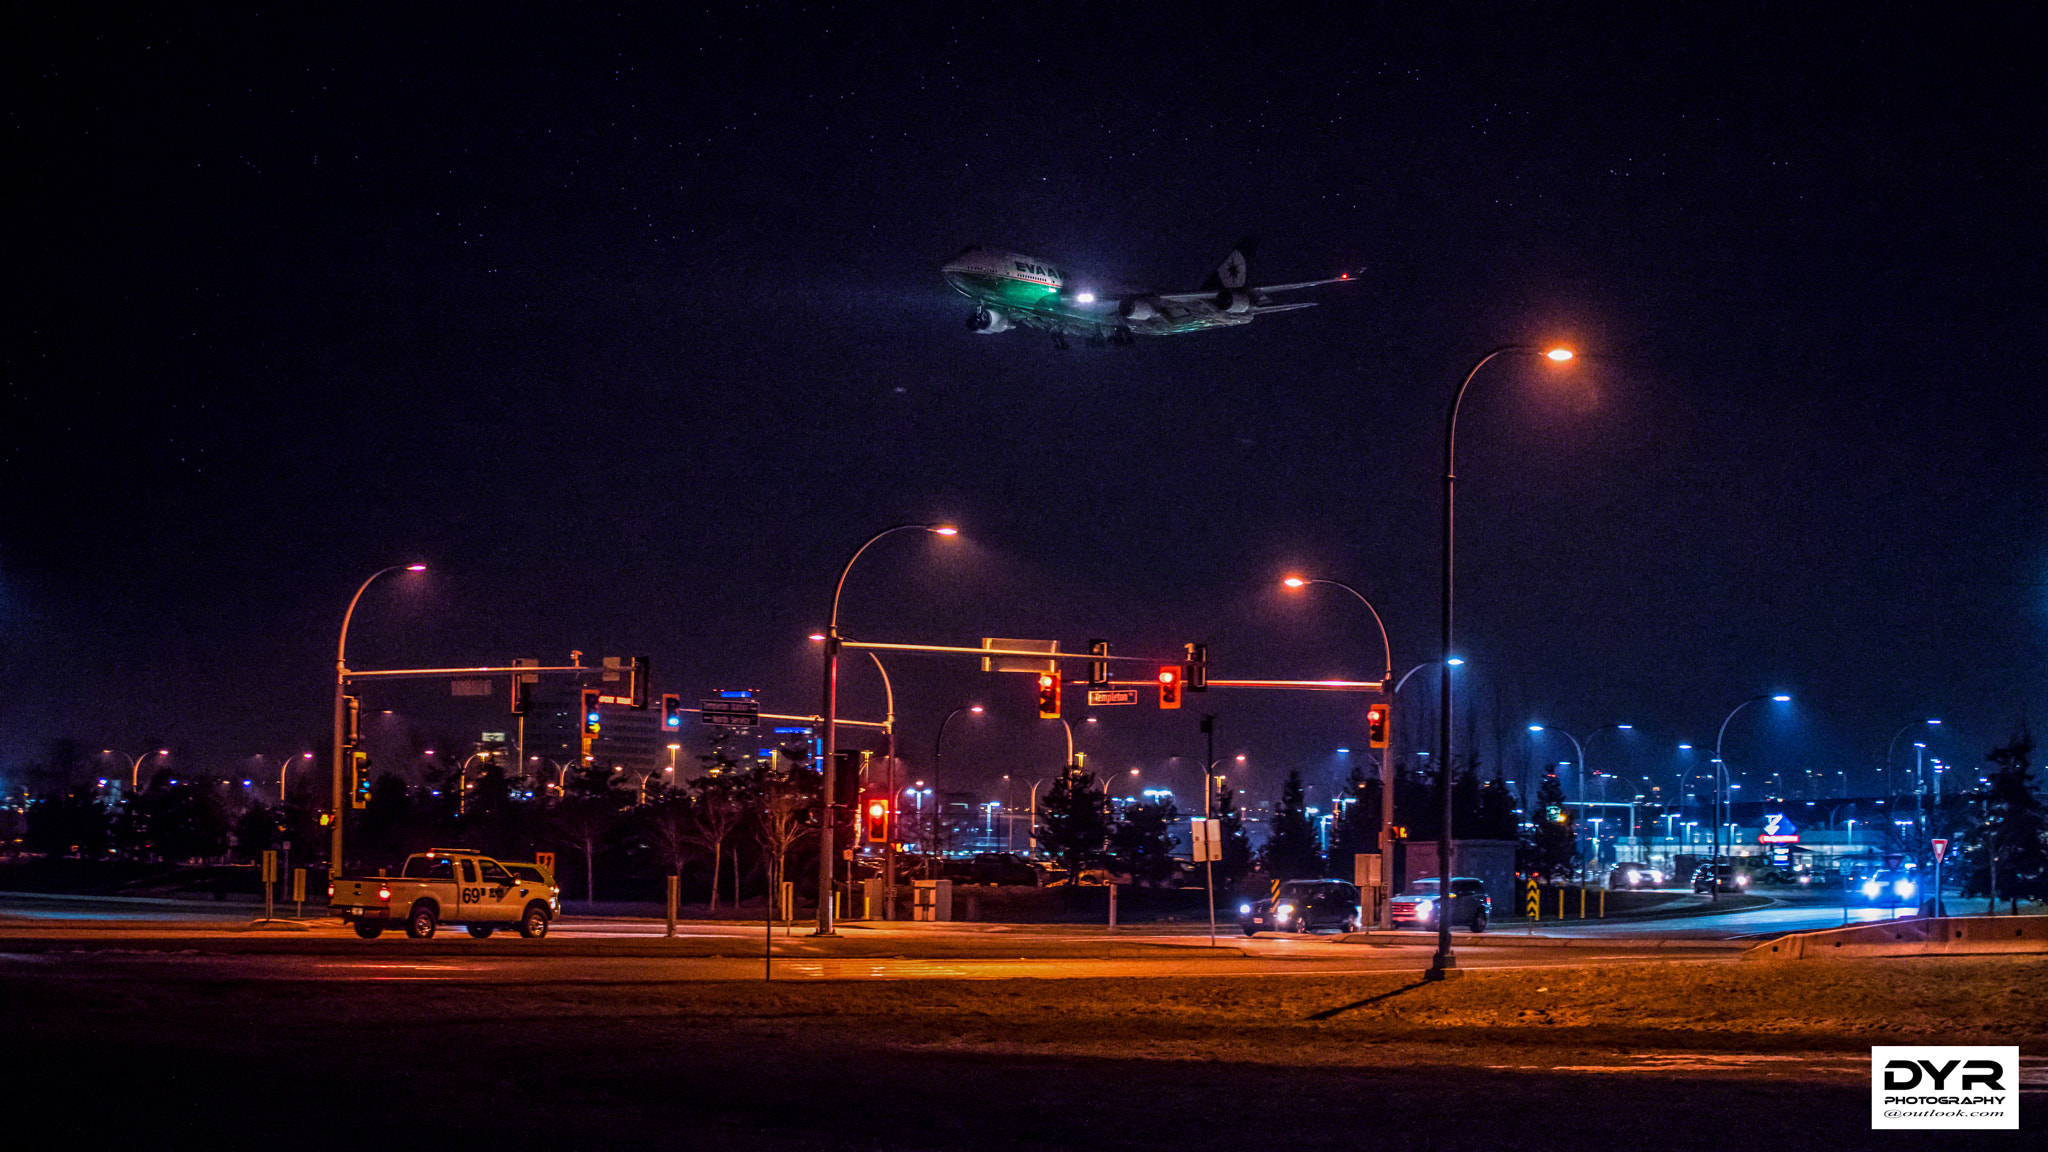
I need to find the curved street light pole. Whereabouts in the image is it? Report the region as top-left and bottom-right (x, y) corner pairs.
(865, 651), (900, 917)
(1883, 718), (1941, 800)
(929, 704), (981, 877)
(1284, 576), (1398, 927)
(277, 752), (312, 802)
(816, 523), (955, 936)
(1712, 693), (1791, 901)
(1432, 345), (1573, 980)
(329, 563), (424, 873)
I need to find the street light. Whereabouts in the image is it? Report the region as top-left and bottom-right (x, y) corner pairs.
(1883, 718), (1941, 798)
(1528, 722), (1632, 868)
(816, 523), (957, 937)
(277, 752), (313, 802)
(1281, 574), (1400, 927)
(1711, 693), (1792, 901)
(1432, 345), (1575, 980)
(329, 563), (425, 873)
(107, 748), (170, 792)
(930, 702), (983, 875)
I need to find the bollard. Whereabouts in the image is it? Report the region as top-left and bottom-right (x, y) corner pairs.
(665, 874), (678, 937)
(1108, 882), (1118, 931)
(1579, 886), (1587, 920)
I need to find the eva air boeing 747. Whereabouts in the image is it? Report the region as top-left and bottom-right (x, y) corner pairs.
(941, 243), (1359, 348)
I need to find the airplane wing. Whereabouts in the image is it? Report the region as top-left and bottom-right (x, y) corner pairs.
(1155, 270), (1362, 303)
(1250, 301), (1318, 313)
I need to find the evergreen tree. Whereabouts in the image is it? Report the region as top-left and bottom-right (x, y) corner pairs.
(1477, 770), (1519, 840)
(1108, 797), (1182, 885)
(1519, 771), (1578, 879)
(1328, 760), (1377, 863)
(1960, 726), (2046, 912)
(1212, 783), (1254, 886)
(1264, 768), (1321, 879)
(1036, 770), (1110, 881)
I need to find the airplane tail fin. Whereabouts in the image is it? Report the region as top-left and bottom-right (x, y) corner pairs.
(1199, 237), (1256, 290)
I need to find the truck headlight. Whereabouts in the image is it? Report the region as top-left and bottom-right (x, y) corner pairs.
(1238, 903), (1252, 915)
(1274, 903), (1294, 920)
(1861, 880), (1882, 899)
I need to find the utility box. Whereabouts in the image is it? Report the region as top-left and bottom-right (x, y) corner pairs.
(861, 877), (887, 919)
(912, 879), (952, 922)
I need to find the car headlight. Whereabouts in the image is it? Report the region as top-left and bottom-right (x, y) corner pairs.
(1238, 903), (1252, 915)
(1275, 903), (1294, 919)
(1735, 875), (1748, 887)
(1861, 880), (1882, 899)
(1896, 880), (1915, 898)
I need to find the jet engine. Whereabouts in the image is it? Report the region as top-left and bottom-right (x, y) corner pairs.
(970, 307), (1012, 334)
(1118, 298), (1159, 322)
(1213, 289), (1253, 314)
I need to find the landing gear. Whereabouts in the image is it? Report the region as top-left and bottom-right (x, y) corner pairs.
(1110, 327), (1135, 346)
(1084, 331), (1107, 349)
(966, 308), (986, 330)
(1050, 331), (1070, 350)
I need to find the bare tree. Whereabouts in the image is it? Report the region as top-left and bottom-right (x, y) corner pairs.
(752, 761), (818, 921)
(685, 773), (749, 912)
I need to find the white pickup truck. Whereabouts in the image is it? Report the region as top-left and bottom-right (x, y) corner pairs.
(330, 849), (559, 940)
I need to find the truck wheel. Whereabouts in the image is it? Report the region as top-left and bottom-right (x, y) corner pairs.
(405, 902), (438, 939)
(466, 925), (494, 939)
(354, 923), (383, 940)
(518, 903), (550, 939)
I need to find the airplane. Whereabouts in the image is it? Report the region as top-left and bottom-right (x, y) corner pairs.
(940, 242), (1360, 348)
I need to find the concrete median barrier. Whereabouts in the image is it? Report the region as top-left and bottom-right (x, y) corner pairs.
(1743, 914), (2048, 960)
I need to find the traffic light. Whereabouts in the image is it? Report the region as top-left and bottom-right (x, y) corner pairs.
(1367, 702), (1390, 749)
(342, 695), (361, 749)
(1088, 639), (1109, 688)
(865, 797), (891, 844)
(349, 751), (371, 809)
(581, 690), (602, 736)
(1037, 671), (1062, 719)
(1185, 642), (1207, 691)
(1158, 666), (1181, 709)
(661, 693), (684, 730)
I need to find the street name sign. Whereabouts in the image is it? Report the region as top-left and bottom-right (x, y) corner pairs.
(701, 698), (760, 727)
(1088, 688), (1139, 706)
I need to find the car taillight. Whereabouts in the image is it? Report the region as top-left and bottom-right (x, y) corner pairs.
(377, 886), (391, 901)
(326, 884), (334, 897)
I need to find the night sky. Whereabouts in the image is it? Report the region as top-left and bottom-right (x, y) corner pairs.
(8, 7), (2044, 811)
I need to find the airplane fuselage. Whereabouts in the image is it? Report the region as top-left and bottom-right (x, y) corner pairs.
(942, 246), (1269, 342)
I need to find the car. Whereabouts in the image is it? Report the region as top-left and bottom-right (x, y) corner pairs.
(1238, 879), (1362, 935)
(969, 852), (1042, 886)
(1855, 869), (1919, 908)
(1691, 863), (1751, 894)
(1607, 863), (1665, 890)
(1386, 877), (1491, 932)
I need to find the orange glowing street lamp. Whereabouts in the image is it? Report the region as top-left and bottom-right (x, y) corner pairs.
(1431, 346), (1575, 979)
(330, 563), (426, 872)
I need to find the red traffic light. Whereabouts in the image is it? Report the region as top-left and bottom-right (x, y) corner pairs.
(1367, 703), (1390, 749)
(1158, 666), (1181, 709)
(1037, 672), (1062, 719)
(865, 798), (891, 844)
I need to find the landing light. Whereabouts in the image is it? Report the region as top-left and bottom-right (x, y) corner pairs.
(1074, 292), (1095, 304)
(1546, 348), (1574, 362)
